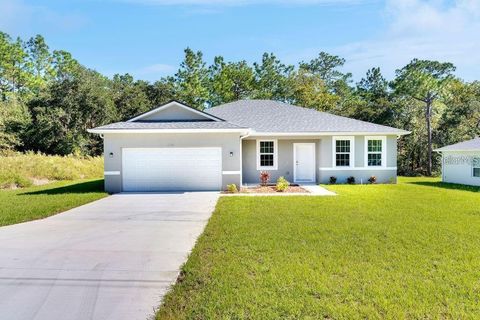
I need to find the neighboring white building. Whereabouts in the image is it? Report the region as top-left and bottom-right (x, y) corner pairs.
(435, 137), (480, 186)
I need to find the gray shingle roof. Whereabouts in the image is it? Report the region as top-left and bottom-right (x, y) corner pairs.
(91, 121), (245, 130)
(435, 137), (480, 151)
(206, 100), (409, 134)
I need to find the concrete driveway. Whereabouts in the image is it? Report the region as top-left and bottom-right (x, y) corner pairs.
(0, 192), (219, 320)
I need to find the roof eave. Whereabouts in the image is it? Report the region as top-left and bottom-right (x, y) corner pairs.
(247, 131), (410, 137)
(87, 128), (251, 134)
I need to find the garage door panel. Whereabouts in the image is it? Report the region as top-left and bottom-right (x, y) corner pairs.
(122, 148), (222, 192)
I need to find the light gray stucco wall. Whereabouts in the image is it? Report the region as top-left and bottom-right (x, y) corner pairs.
(441, 151), (480, 186)
(103, 132), (241, 193)
(242, 135), (399, 185)
(242, 138), (321, 184)
(141, 104), (208, 121)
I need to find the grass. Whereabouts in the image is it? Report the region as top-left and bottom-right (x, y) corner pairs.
(0, 151), (103, 188)
(157, 177), (480, 319)
(0, 179), (107, 227)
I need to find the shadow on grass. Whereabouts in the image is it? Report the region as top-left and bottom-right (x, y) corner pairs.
(407, 181), (480, 193)
(21, 179), (105, 195)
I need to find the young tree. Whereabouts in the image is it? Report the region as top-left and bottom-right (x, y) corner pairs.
(393, 59), (456, 175)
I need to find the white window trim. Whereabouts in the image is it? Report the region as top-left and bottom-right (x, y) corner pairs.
(473, 157), (480, 178)
(332, 136), (355, 168)
(256, 139), (278, 170)
(364, 136), (387, 168)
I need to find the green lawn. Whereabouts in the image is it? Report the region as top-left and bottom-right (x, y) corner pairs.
(0, 179), (107, 227)
(157, 177), (480, 319)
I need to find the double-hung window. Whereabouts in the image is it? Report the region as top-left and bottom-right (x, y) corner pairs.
(257, 140), (277, 170)
(334, 137), (354, 167)
(473, 157), (480, 178)
(365, 136), (386, 167)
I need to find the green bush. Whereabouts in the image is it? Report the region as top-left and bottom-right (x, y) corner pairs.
(226, 184), (238, 193)
(347, 176), (356, 184)
(0, 152), (103, 188)
(276, 176), (289, 192)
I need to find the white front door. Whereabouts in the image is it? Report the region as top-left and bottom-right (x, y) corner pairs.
(294, 143), (316, 183)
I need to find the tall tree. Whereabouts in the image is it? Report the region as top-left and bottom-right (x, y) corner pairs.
(253, 53), (293, 101)
(393, 59), (456, 175)
(209, 56), (254, 105)
(299, 52), (352, 92)
(0, 32), (30, 98)
(353, 67), (395, 125)
(289, 68), (339, 111)
(111, 73), (151, 120)
(174, 48), (210, 109)
(26, 35), (54, 93)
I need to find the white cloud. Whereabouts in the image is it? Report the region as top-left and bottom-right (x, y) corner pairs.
(336, 0), (480, 80)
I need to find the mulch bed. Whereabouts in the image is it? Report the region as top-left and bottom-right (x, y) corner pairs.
(224, 185), (309, 194)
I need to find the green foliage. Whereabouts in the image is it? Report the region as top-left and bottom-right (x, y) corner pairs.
(156, 177), (480, 319)
(275, 176), (289, 192)
(347, 176), (355, 184)
(329, 176), (337, 184)
(0, 31), (479, 176)
(253, 53), (294, 100)
(175, 48), (210, 109)
(226, 183), (238, 193)
(0, 152), (103, 188)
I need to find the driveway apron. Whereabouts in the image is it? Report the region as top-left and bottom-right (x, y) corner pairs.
(0, 192), (219, 320)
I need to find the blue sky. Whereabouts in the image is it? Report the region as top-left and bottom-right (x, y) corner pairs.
(1, 0), (479, 82)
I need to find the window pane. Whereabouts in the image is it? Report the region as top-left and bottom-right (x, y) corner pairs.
(474, 168), (480, 177)
(260, 141), (274, 154)
(336, 153), (350, 166)
(260, 154), (274, 167)
(368, 140), (382, 152)
(368, 153), (382, 166)
(336, 140), (350, 153)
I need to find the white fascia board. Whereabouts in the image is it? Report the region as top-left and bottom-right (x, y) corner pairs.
(127, 101), (222, 122)
(87, 128), (251, 134)
(248, 131), (409, 137)
(434, 149), (480, 152)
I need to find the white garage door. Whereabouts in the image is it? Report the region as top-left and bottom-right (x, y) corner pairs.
(122, 148), (222, 192)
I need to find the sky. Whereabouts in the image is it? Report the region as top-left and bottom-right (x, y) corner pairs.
(0, 0), (479, 82)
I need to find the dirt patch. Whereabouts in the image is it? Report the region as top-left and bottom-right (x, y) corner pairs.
(31, 178), (52, 186)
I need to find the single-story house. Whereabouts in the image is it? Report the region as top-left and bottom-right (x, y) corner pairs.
(88, 100), (410, 193)
(435, 137), (480, 186)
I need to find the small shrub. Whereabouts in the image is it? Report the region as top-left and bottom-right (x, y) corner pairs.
(368, 176), (377, 184)
(226, 184), (238, 193)
(347, 176), (355, 184)
(329, 176), (337, 184)
(259, 171), (270, 186)
(276, 176), (289, 192)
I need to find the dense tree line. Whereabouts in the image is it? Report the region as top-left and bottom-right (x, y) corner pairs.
(1, 32), (479, 175)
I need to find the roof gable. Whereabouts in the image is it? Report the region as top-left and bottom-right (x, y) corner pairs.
(128, 101), (223, 122)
